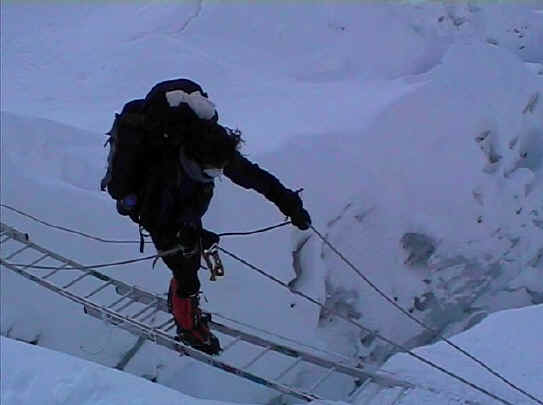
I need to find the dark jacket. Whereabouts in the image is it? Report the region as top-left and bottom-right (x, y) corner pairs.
(104, 100), (299, 234)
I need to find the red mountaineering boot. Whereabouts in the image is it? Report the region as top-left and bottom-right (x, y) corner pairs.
(168, 278), (221, 355)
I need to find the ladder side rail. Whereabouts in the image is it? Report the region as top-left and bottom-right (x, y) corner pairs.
(1, 223), (413, 393)
(211, 320), (410, 388)
(116, 280), (412, 388)
(82, 304), (322, 402)
(1, 223), (120, 286)
(0, 226), (144, 307)
(1, 254), (320, 402)
(1, 258), (72, 298)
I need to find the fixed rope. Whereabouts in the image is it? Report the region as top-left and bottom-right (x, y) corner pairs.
(310, 225), (543, 405)
(1, 204), (540, 404)
(0, 203), (290, 242)
(218, 247), (517, 405)
(1, 204), (140, 244)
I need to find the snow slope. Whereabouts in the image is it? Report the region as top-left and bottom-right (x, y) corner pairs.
(2, 1), (543, 404)
(0, 336), (252, 405)
(375, 304), (543, 405)
(305, 39), (543, 364)
(2, 305), (542, 405)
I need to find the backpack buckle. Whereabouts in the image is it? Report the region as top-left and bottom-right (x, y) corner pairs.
(202, 243), (224, 281)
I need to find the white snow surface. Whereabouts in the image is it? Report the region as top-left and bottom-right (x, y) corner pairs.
(1, 336), (250, 405)
(377, 304), (543, 405)
(1, 1), (543, 404)
(2, 305), (542, 405)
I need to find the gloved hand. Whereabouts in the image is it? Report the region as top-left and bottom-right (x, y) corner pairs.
(116, 193), (138, 216)
(279, 190), (312, 231)
(290, 207), (312, 231)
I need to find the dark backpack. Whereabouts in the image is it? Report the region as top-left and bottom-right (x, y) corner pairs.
(100, 99), (146, 199)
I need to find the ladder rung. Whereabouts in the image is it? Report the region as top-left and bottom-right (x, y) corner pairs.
(275, 357), (303, 381)
(221, 336), (242, 353)
(42, 263), (69, 280)
(348, 378), (373, 401)
(241, 346), (272, 370)
(62, 272), (91, 289)
(4, 245), (32, 260)
(308, 367), (336, 393)
(115, 298), (137, 313)
(156, 318), (175, 331)
(139, 308), (160, 323)
(165, 320), (178, 333)
(21, 253), (50, 269)
(84, 280), (114, 299)
(107, 288), (133, 309)
(130, 299), (158, 320)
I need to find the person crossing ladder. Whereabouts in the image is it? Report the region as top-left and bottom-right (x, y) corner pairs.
(101, 78), (311, 354)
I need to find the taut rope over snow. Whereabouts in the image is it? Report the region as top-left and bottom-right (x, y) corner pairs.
(0, 203), (291, 242)
(2, 203), (541, 404)
(310, 225), (543, 405)
(218, 247), (518, 405)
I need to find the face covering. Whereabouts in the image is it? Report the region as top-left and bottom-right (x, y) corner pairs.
(203, 168), (223, 178)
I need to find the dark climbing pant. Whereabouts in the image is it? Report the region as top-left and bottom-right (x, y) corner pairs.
(150, 226), (202, 297)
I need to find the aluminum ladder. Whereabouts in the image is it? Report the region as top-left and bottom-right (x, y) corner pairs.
(0, 222), (412, 402)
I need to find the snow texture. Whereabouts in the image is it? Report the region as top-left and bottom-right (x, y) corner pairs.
(1, 1), (542, 404)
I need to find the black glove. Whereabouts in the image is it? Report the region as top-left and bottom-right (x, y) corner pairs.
(291, 207), (312, 231)
(279, 190), (312, 231)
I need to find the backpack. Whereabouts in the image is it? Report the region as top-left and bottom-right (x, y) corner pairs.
(100, 98), (146, 199)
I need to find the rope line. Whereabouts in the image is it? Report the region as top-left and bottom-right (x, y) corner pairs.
(0, 245), (190, 271)
(1, 204), (140, 244)
(310, 225), (542, 405)
(218, 247), (516, 405)
(0, 203), (290, 241)
(1, 204), (539, 404)
(218, 221), (291, 237)
(0, 236), (521, 405)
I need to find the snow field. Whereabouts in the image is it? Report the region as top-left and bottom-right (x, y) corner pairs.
(2, 1), (542, 404)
